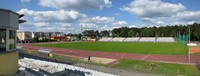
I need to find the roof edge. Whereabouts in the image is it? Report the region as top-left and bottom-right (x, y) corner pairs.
(0, 8), (19, 15)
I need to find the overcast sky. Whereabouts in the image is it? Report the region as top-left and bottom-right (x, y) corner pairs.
(1, 0), (200, 33)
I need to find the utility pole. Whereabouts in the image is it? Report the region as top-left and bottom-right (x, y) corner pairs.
(81, 25), (83, 41)
(188, 27), (191, 63)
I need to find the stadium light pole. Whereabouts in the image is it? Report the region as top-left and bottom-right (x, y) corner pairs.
(81, 24), (83, 41)
(188, 27), (191, 64)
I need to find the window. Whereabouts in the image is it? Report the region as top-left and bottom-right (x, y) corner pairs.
(9, 30), (16, 50)
(0, 29), (6, 51)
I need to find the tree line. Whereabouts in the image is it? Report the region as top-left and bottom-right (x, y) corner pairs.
(69, 22), (200, 41)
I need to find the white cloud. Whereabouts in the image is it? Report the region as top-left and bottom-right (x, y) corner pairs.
(19, 22), (74, 32)
(120, 0), (185, 17)
(18, 9), (87, 23)
(112, 21), (127, 27)
(55, 23), (72, 28)
(129, 25), (137, 28)
(21, 0), (31, 3)
(39, 0), (112, 10)
(187, 21), (197, 25)
(81, 16), (115, 23)
(99, 25), (112, 31)
(142, 17), (163, 24)
(34, 22), (49, 27)
(173, 11), (200, 21)
(79, 23), (98, 29)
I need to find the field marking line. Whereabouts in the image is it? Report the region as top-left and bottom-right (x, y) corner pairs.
(140, 54), (151, 60)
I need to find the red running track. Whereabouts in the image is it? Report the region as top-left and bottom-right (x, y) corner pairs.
(18, 43), (200, 64)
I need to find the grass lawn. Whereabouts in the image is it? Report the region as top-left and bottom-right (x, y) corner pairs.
(35, 42), (188, 55)
(111, 59), (200, 76)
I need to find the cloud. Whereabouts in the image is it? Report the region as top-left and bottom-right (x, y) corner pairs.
(19, 22), (75, 32)
(39, 0), (112, 10)
(17, 8), (117, 33)
(34, 22), (49, 27)
(80, 16), (115, 23)
(173, 11), (200, 21)
(120, 0), (185, 17)
(98, 25), (113, 31)
(129, 25), (137, 28)
(55, 23), (72, 28)
(21, 0), (31, 3)
(142, 17), (163, 24)
(18, 9), (87, 23)
(79, 23), (98, 29)
(112, 21), (127, 27)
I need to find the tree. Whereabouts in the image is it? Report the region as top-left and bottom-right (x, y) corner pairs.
(128, 30), (134, 37)
(112, 28), (121, 37)
(119, 30), (127, 37)
(32, 37), (39, 42)
(82, 30), (95, 36)
(95, 30), (100, 37)
(142, 28), (154, 37)
(79, 22), (200, 41)
(100, 30), (109, 37)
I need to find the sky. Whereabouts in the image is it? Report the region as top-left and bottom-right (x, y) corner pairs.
(0, 0), (200, 34)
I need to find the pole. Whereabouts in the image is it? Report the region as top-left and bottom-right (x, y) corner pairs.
(81, 25), (83, 41)
(188, 27), (191, 63)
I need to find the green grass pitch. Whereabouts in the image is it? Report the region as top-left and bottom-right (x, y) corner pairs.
(111, 59), (200, 76)
(35, 42), (188, 55)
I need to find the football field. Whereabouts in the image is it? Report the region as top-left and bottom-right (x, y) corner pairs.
(35, 42), (188, 55)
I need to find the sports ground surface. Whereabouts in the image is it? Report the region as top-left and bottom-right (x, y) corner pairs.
(19, 42), (200, 63)
(19, 42), (200, 76)
(34, 42), (188, 55)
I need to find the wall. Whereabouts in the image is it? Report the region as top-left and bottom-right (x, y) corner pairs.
(0, 11), (18, 30)
(17, 32), (23, 41)
(0, 11), (9, 28)
(9, 13), (19, 29)
(0, 51), (18, 75)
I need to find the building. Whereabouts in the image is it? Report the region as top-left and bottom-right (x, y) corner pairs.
(17, 32), (65, 42)
(0, 8), (25, 75)
(17, 31), (32, 43)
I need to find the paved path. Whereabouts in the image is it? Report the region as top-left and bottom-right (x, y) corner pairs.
(18, 43), (200, 64)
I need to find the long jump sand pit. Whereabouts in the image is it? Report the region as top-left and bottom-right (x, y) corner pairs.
(53, 53), (117, 64)
(83, 57), (117, 64)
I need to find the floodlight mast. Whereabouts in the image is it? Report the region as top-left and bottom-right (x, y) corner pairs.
(81, 24), (83, 41)
(188, 27), (191, 63)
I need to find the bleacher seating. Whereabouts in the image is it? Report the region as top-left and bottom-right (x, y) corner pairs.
(99, 37), (176, 42)
(111, 38), (125, 42)
(99, 38), (113, 42)
(98, 38), (107, 41)
(195, 63), (200, 71)
(19, 57), (118, 76)
(103, 38), (112, 42)
(139, 37), (156, 42)
(123, 37), (140, 42)
(156, 37), (175, 42)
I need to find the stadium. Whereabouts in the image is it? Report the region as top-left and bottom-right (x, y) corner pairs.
(17, 35), (200, 76)
(1, 0), (200, 76)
